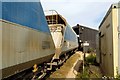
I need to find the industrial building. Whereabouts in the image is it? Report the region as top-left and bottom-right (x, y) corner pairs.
(73, 24), (98, 52)
(98, 2), (120, 77)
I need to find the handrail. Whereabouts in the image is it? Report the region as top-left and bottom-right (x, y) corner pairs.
(45, 10), (59, 24)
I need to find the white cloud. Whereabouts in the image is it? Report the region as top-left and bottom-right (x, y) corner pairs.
(41, 0), (119, 29)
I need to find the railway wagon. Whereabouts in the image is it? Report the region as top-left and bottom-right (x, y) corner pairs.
(0, 1), (55, 79)
(98, 2), (120, 77)
(45, 10), (78, 67)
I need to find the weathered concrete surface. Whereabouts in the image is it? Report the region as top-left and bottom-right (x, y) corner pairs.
(66, 52), (83, 78)
(49, 51), (83, 79)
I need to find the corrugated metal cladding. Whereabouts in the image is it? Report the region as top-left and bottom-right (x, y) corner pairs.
(73, 25), (98, 50)
(1, 2), (50, 33)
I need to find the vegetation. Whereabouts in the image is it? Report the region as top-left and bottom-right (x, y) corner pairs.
(76, 53), (102, 79)
(77, 66), (90, 79)
(116, 67), (120, 79)
(87, 48), (95, 53)
(76, 64), (102, 79)
(85, 54), (96, 65)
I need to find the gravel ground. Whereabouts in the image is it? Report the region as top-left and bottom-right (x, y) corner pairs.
(89, 65), (102, 78)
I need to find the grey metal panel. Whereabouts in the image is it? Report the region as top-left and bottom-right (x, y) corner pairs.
(1, 20), (55, 69)
(62, 40), (78, 53)
(96, 33), (100, 63)
(65, 24), (78, 43)
(0, 20), (2, 80)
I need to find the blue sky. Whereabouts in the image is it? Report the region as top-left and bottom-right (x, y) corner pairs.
(41, 0), (119, 30)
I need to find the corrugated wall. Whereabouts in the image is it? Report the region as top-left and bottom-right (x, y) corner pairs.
(73, 26), (98, 50)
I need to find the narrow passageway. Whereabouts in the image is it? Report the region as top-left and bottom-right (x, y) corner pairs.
(48, 51), (83, 79)
(65, 51), (83, 78)
(48, 51), (102, 79)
